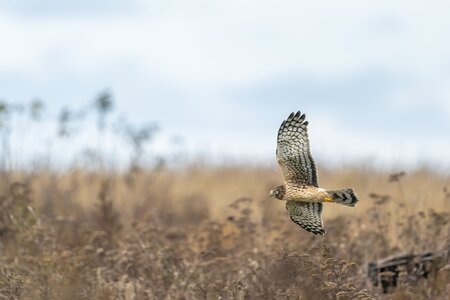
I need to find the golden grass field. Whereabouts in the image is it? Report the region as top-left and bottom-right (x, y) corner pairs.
(0, 165), (449, 299)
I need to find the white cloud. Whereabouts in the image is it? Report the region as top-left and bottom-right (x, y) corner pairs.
(2, 1), (450, 91)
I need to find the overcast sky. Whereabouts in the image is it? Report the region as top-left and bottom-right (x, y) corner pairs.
(1, 1), (450, 170)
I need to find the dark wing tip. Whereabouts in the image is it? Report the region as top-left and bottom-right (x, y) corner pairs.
(289, 216), (326, 236)
(299, 113), (306, 122)
(290, 111), (308, 124)
(313, 228), (326, 236)
(305, 225), (326, 235)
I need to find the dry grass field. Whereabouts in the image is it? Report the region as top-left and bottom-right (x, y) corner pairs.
(0, 165), (448, 299)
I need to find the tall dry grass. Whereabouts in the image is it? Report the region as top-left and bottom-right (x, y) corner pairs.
(0, 165), (448, 299)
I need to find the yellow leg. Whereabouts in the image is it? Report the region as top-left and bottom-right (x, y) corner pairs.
(323, 196), (334, 202)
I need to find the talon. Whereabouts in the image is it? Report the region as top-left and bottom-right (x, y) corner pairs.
(324, 197), (334, 202)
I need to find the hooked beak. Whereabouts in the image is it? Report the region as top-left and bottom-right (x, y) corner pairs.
(269, 190), (275, 198)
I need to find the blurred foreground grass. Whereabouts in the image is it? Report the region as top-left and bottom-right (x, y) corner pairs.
(0, 165), (448, 299)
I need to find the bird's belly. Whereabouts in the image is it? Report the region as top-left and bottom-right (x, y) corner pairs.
(285, 186), (326, 202)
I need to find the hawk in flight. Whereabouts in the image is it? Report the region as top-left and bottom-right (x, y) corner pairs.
(269, 111), (359, 235)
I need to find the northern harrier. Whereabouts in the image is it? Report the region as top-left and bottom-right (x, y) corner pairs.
(269, 111), (359, 235)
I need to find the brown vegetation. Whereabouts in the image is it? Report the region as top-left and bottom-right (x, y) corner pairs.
(0, 96), (448, 298)
(0, 165), (448, 299)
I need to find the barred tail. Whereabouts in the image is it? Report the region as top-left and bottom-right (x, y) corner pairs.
(327, 189), (359, 207)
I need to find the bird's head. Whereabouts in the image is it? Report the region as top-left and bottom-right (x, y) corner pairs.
(269, 185), (285, 200)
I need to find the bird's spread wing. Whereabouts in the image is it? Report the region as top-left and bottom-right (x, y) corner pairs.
(286, 201), (325, 235)
(276, 111), (318, 186)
